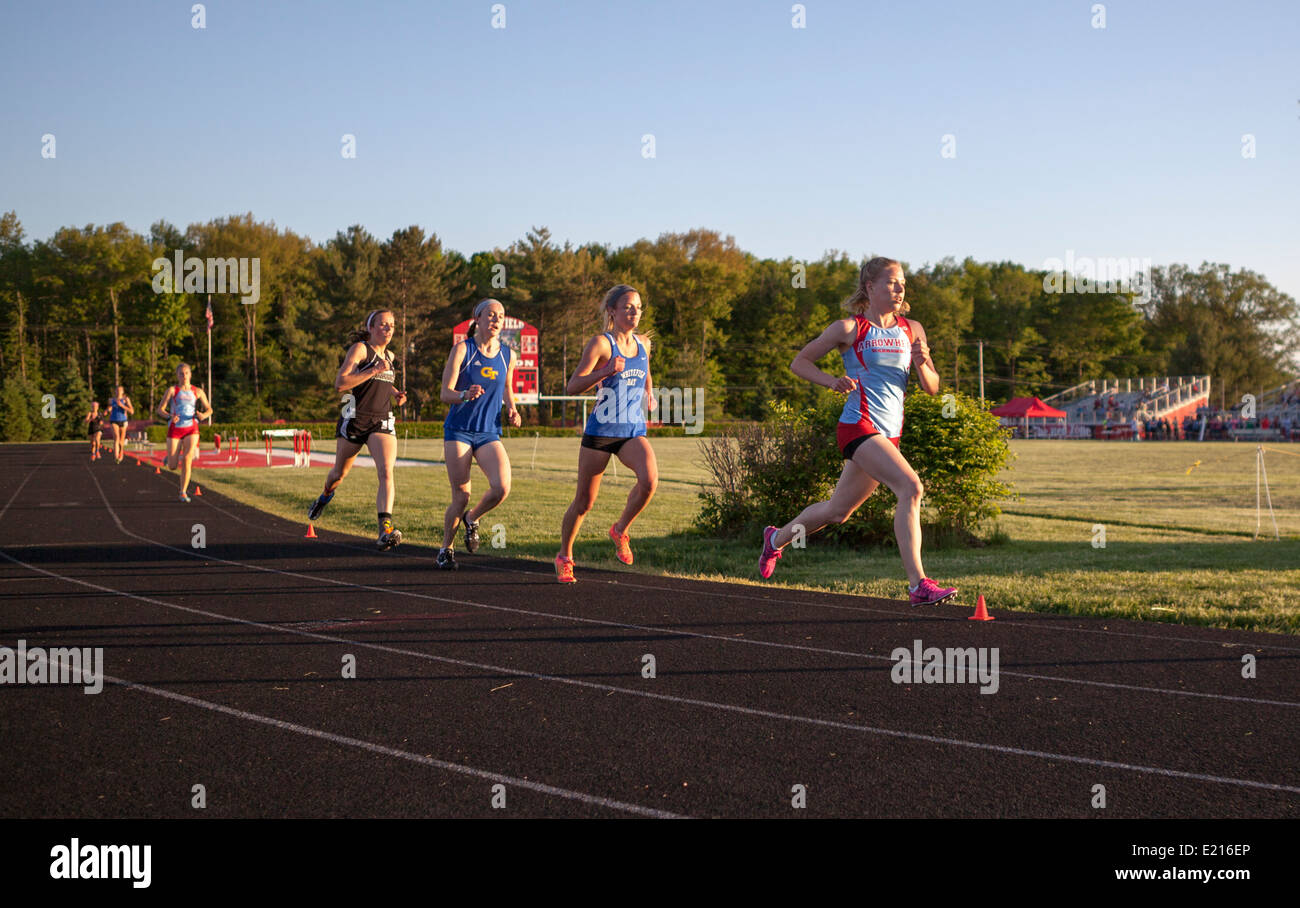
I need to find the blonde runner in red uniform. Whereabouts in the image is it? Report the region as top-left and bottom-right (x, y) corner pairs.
(757, 258), (958, 606)
(157, 363), (212, 502)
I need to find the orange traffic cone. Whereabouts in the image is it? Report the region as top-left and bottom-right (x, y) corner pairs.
(193, 485), (202, 496)
(305, 524), (317, 538)
(969, 593), (995, 621)
(154, 465), (161, 474)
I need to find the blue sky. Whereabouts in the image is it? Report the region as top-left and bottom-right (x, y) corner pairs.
(2, 0), (1297, 300)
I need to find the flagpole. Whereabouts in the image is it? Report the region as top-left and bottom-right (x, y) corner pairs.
(207, 293), (213, 422)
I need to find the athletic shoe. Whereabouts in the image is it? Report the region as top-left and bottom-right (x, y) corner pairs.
(554, 555), (576, 583)
(909, 578), (958, 606)
(608, 524), (633, 565)
(462, 509), (480, 553)
(179, 492), (191, 503)
(758, 525), (783, 579)
(437, 548), (458, 570)
(308, 491), (334, 521)
(377, 519), (402, 551)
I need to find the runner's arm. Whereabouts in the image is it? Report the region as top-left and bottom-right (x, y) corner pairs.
(335, 343), (377, 393)
(566, 335), (617, 395)
(791, 319), (858, 392)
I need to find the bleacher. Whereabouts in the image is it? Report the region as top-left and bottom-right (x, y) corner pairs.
(1045, 376), (1211, 428)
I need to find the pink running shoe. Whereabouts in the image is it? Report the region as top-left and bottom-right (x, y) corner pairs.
(758, 525), (783, 579)
(555, 555), (576, 583)
(910, 578), (958, 606)
(609, 524), (633, 565)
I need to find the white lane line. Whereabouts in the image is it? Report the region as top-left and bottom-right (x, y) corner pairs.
(99, 474), (1300, 710)
(23, 654), (682, 818)
(7, 545), (1299, 798)
(0, 453), (48, 522)
(1, 458), (684, 818)
(119, 672), (685, 818)
(196, 488), (1300, 654)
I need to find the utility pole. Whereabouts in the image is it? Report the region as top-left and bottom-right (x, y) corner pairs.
(207, 294), (213, 420)
(978, 340), (985, 404)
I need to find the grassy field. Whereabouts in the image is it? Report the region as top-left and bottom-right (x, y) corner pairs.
(190, 436), (1300, 634)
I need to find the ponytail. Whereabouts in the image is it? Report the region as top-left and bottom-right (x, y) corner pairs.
(347, 309), (391, 346)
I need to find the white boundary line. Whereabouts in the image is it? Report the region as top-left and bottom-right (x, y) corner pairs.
(8, 551), (1300, 798)
(3, 458), (1296, 797)
(46, 656), (687, 819)
(194, 486), (1300, 655)
(1, 455), (684, 817)
(176, 488), (1300, 709)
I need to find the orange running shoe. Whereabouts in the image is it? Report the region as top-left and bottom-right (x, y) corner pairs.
(609, 524), (633, 565)
(555, 555), (576, 583)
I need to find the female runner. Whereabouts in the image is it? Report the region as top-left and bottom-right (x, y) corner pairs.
(157, 363), (213, 502)
(436, 299), (522, 570)
(306, 309), (408, 549)
(107, 385), (134, 463)
(555, 284), (658, 583)
(85, 401), (104, 460)
(757, 257), (958, 606)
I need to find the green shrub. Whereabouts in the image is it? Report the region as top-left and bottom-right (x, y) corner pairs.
(698, 388), (1015, 546)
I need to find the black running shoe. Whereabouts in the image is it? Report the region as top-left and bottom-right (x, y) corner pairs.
(308, 491), (335, 521)
(377, 518), (402, 551)
(462, 509), (480, 553)
(436, 547), (458, 570)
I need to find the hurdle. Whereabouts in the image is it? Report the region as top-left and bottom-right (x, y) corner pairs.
(263, 429), (312, 468)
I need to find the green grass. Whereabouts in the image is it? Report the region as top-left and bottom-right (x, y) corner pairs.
(191, 437), (1300, 635)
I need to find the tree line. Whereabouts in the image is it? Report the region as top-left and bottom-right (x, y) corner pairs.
(1, 209), (1296, 440)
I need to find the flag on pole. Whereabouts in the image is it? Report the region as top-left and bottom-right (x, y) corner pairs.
(205, 297), (214, 330)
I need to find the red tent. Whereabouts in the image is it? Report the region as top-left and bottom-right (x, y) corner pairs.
(991, 397), (1068, 438)
(990, 397), (1067, 418)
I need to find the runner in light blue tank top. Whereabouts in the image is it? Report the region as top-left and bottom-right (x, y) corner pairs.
(755, 258), (959, 607)
(107, 384), (134, 464)
(583, 332), (648, 439)
(556, 285), (659, 583)
(437, 300), (522, 570)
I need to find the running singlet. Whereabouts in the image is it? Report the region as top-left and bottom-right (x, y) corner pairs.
(170, 387), (199, 428)
(109, 398), (128, 422)
(839, 315), (915, 439)
(347, 344), (397, 422)
(583, 333), (648, 438)
(444, 336), (511, 434)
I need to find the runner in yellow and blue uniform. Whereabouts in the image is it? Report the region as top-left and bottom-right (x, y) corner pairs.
(437, 299), (521, 570)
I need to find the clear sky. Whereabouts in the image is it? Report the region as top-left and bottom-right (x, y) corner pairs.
(2, 0), (1297, 300)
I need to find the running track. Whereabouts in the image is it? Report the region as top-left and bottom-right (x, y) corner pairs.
(1, 444), (1296, 819)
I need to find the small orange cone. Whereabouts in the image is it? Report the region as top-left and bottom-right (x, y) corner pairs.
(969, 593), (995, 621)
(154, 465), (161, 474)
(193, 485), (202, 496)
(305, 524), (317, 538)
